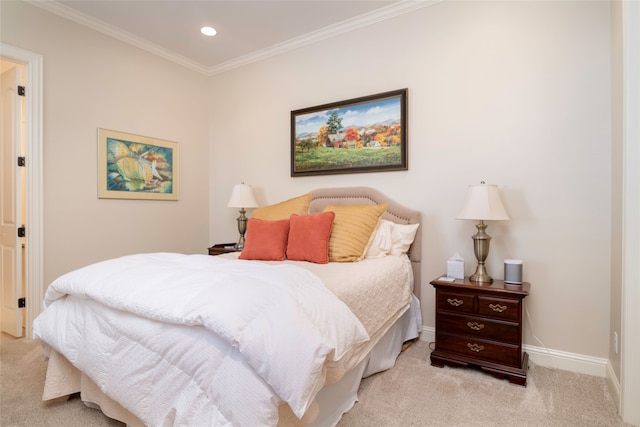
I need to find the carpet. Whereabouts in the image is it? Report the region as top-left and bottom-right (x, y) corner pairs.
(339, 340), (629, 426)
(0, 338), (629, 426)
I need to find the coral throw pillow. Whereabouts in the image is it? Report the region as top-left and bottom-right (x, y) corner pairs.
(253, 193), (312, 221)
(239, 218), (290, 261)
(323, 204), (388, 262)
(286, 212), (335, 264)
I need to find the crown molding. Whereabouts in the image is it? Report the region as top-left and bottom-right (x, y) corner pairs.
(26, 0), (441, 77)
(25, 0), (210, 74)
(207, 0), (442, 76)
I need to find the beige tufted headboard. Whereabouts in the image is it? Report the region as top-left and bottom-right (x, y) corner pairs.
(309, 187), (422, 301)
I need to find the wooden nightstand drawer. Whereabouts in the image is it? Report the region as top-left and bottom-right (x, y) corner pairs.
(477, 296), (521, 321)
(437, 291), (475, 314)
(437, 313), (519, 343)
(430, 276), (530, 386)
(436, 333), (521, 367)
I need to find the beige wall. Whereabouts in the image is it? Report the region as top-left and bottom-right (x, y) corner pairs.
(209, 1), (613, 358)
(1, 1), (211, 286)
(1, 0), (616, 361)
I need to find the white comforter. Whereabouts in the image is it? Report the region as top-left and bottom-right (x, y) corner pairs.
(33, 253), (369, 426)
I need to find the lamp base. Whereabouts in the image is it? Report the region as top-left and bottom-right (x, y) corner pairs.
(234, 238), (245, 251)
(470, 220), (493, 283)
(470, 264), (493, 283)
(235, 208), (248, 251)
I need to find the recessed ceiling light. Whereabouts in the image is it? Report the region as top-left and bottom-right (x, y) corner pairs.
(201, 26), (217, 37)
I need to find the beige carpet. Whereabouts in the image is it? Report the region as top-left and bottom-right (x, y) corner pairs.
(0, 337), (630, 426)
(340, 340), (630, 426)
(0, 337), (123, 427)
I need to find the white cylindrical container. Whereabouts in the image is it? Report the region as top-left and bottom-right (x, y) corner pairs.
(504, 259), (523, 284)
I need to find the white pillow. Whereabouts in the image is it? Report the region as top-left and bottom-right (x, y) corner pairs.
(365, 219), (419, 258)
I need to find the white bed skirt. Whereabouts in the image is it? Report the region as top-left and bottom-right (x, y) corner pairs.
(307, 295), (422, 427)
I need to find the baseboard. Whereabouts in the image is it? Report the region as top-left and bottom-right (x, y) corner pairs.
(605, 360), (622, 413)
(420, 326), (435, 344)
(420, 326), (608, 377)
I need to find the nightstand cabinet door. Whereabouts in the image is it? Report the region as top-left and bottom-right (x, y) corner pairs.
(430, 277), (530, 386)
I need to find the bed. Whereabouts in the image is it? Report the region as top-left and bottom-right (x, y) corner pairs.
(33, 186), (422, 426)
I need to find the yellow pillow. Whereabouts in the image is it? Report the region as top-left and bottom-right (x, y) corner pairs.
(253, 193), (311, 221)
(323, 204), (388, 262)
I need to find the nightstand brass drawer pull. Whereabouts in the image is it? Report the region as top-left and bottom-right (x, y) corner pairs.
(447, 298), (464, 307)
(467, 322), (485, 331)
(467, 343), (485, 352)
(489, 303), (507, 313)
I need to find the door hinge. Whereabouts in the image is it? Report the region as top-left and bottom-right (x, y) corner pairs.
(18, 226), (26, 238)
(18, 298), (26, 308)
(18, 156), (26, 167)
(18, 86), (26, 97)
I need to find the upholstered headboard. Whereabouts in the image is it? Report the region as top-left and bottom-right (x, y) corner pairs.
(309, 187), (422, 300)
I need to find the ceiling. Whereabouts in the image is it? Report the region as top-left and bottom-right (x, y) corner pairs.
(30, 1), (434, 75)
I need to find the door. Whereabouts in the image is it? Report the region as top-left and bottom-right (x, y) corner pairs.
(1, 64), (24, 337)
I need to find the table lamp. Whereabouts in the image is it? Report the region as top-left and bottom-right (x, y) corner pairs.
(227, 183), (259, 250)
(456, 182), (509, 283)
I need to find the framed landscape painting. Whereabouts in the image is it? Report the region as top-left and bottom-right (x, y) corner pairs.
(291, 88), (407, 177)
(98, 129), (179, 200)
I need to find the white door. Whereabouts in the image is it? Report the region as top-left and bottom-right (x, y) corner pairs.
(1, 64), (24, 337)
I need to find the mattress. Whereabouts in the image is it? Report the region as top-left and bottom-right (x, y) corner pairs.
(34, 252), (415, 426)
(220, 252), (414, 381)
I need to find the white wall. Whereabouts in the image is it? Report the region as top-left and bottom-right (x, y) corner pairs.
(0, 0), (615, 362)
(209, 1), (612, 358)
(1, 1), (211, 286)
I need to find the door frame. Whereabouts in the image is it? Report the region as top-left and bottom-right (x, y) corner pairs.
(1, 43), (43, 340)
(621, 2), (640, 424)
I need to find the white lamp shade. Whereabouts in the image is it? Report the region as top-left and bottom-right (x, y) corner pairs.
(227, 183), (259, 208)
(456, 184), (509, 221)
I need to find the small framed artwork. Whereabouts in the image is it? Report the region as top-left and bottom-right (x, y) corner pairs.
(291, 88), (408, 177)
(98, 128), (179, 200)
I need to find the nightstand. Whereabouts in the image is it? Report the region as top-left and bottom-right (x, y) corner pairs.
(208, 243), (240, 256)
(430, 276), (530, 386)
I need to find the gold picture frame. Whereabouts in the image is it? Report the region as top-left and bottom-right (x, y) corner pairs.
(98, 128), (179, 200)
